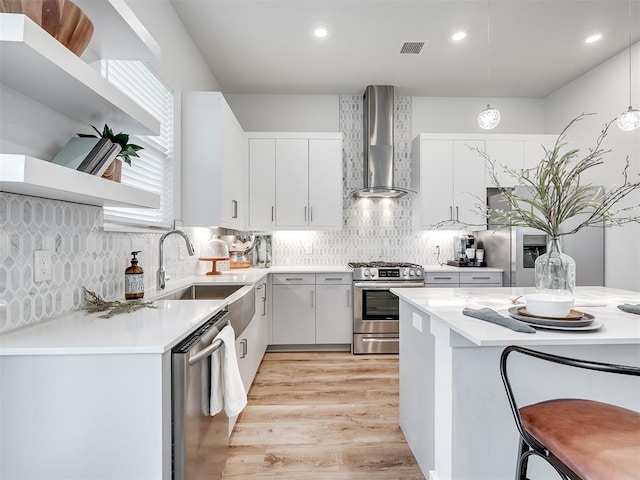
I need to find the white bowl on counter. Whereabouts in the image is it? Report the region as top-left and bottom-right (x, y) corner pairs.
(524, 293), (573, 318)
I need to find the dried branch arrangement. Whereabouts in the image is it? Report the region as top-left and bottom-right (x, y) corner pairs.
(82, 287), (157, 318)
(479, 113), (640, 237)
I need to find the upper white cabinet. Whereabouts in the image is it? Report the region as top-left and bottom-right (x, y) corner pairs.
(412, 135), (486, 230)
(181, 92), (248, 229)
(0, 14), (159, 135)
(412, 133), (559, 231)
(247, 133), (343, 231)
(485, 135), (558, 187)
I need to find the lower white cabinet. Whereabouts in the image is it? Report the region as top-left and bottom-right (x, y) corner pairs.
(230, 280), (269, 433)
(425, 271), (502, 288)
(271, 273), (352, 346)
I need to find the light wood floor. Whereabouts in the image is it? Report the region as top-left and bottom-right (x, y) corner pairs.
(222, 352), (426, 479)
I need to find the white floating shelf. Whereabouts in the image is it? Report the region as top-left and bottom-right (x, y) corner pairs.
(74, 0), (161, 61)
(0, 14), (160, 136)
(0, 155), (160, 209)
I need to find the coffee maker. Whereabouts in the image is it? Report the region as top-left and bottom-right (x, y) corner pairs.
(448, 234), (484, 267)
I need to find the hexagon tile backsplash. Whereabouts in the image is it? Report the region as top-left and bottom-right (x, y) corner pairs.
(0, 192), (202, 334)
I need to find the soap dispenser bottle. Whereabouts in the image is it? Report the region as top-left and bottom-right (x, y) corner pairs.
(125, 251), (144, 300)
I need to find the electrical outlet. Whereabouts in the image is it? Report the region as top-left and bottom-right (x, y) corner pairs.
(34, 250), (52, 282)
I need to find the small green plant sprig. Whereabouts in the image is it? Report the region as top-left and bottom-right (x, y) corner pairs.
(479, 113), (640, 237)
(78, 124), (143, 166)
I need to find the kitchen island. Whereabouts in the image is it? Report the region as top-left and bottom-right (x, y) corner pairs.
(391, 286), (640, 480)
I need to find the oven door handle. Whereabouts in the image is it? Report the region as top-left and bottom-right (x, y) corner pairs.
(353, 282), (425, 289)
(362, 338), (399, 343)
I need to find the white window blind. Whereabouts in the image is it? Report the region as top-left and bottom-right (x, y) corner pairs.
(101, 60), (174, 229)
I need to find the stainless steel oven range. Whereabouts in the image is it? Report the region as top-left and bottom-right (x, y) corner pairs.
(349, 262), (425, 354)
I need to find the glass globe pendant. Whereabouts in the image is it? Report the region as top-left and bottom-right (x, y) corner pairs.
(478, 104), (501, 130)
(617, 106), (640, 132)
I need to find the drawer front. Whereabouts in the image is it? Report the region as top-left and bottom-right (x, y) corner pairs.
(271, 273), (315, 285)
(459, 272), (502, 285)
(316, 273), (352, 285)
(425, 272), (459, 285)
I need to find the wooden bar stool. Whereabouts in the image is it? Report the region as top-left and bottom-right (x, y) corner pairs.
(500, 345), (640, 480)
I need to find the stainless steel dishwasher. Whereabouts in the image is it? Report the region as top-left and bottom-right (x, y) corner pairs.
(172, 307), (230, 480)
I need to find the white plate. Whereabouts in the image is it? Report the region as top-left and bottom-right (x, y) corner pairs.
(524, 320), (604, 332)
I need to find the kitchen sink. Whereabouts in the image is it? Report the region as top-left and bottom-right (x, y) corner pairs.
(157, 284), (255, 336)
(156, 284), (244, 301)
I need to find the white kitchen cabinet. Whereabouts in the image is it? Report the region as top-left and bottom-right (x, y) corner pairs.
(272, 274), (316, 344)
(247, 133), (343, 230)
(276, 139), (309, 227)
(485, 135), (558, 187)
(424, 270), (502, 288)
(308, 139), (343, 228)
(182, 92), (248, 229)
(271, 272), (352, 346)
(412, 136), (485, 230)
(315, 276), (352, 344)
(248, 139), (276, 229)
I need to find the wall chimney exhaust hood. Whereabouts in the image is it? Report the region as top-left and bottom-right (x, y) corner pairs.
(351, 85), (414, 198)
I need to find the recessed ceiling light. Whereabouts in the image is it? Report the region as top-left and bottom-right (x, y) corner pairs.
(313, 26), (328, 39)
(452, 31), (466, 41)
(585, 33), (603, 44)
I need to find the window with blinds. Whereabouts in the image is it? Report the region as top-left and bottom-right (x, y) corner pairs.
(101, 60), (174, 230)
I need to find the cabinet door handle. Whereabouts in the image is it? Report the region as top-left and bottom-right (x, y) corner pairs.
(311, 290), (315, 308)
(271, 206), (274, 222)
(240, 339), (247, 358)
(449, 206), (453, 221)
(232, 200), (238, 219)
(310, 206), (313, 222)
(262, 296), (266, 316)
(285, 277), (304, 281)
(456, 206), (459, 221)
(433, 276), (453, 280)
(304, 206), (308, 222)
(472, 276), (491, 280)
(324, 277), (343, 281)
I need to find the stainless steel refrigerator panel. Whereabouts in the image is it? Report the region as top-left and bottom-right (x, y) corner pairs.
(476, 229), (513, 287)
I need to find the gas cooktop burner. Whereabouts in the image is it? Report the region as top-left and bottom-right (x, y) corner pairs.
(348, 261), (422, 269)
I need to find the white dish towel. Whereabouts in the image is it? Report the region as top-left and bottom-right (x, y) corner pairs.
(209, 325), (247, 417)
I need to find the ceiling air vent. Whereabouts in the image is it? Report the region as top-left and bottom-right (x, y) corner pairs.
(400, 41), (425, 54)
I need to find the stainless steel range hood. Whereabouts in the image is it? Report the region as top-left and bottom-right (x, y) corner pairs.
(351, 85), (414, 198)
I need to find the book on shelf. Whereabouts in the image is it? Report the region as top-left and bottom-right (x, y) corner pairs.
(76, 138), (114, 173)
(51, 137), (112, 173)
(91, 143), (122, 177)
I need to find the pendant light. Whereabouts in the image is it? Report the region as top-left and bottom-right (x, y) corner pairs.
(478, 0), (501, 130)
(617, 0), (640, 132)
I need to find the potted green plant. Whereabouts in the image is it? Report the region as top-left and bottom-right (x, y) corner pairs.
(480, 113), (640, 296)
(78, 124), (143, 182)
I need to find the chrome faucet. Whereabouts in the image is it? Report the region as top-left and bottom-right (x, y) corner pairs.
(157, 229), (195, 290)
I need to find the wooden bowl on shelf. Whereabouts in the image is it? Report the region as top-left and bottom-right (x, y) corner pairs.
(0, 0), (94, 56)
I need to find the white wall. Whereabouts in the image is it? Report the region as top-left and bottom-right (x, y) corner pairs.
(412, 97), (546, 138)
(545, 42), (640, 291)
(225, 94), (339, 132)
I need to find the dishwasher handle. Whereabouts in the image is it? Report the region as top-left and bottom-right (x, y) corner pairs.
(187, 315), (230, 366)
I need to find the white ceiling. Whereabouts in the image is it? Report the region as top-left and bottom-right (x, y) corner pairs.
(170, 0), (640, 98)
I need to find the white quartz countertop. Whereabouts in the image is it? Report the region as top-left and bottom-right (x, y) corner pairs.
(0, 271), (271, 356)
(392, 286), (640, 347)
